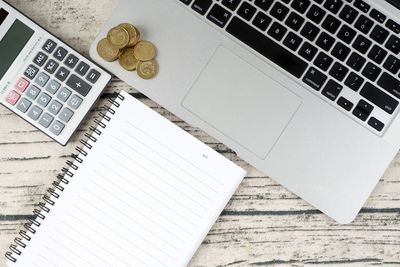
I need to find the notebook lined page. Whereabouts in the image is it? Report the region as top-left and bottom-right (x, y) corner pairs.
(12, 90), (246, 267)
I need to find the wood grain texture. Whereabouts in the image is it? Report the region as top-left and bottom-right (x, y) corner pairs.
(0, 0), (399, 266)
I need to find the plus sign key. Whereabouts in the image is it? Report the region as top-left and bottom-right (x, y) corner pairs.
(66, 74), (92, 96)
(207, 4), (232, 28)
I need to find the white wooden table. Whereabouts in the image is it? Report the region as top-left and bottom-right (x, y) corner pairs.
(1, 0), (400, 266)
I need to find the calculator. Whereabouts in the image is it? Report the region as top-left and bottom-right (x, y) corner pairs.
(0, 1), (111, 145)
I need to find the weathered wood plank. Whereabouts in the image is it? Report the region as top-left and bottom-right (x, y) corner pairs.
(1, 0), (400, 266)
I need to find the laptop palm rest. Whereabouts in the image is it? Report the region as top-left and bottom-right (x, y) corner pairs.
(182, 46), (302, 159)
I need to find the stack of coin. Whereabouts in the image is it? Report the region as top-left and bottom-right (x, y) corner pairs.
(96, 23), (158, 80)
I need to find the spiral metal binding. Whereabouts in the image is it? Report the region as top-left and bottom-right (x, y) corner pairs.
(5, 93), (125, 263)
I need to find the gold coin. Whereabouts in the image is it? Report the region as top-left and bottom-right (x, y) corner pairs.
(96, 38), (120, 62)
(133, 41), (156, 61)
(137, 60), (158, 79)
(118, 48), (138, 71)
(107, 26), (130, 49)
(118, 23), (140, 47)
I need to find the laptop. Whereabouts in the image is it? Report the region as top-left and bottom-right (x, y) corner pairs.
(90, 0), (400, 224)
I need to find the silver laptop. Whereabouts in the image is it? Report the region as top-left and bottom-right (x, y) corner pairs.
(90, 0), (400, 223)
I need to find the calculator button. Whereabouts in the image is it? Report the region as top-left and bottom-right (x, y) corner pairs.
(46, 80), (61, 95)
(6, 90), (21, 105)
(39, 113), (54, 128)
(26, 85), (41, 100)
(37, 92), (52, 108)
(44, 59), (59, 74)
(49, 120), (65, 136)
(66, 74), (92, 96)
(24, 65), (39, 80)
(57, 87), (72, 102)
(65, 54), (79, 68)
(86, 69), (101, 83)
(33, 52), (48, 67)
(54, 47), (68, 61)
(16, 98), (32, 113)
(55, 66), (70, 82)
(68, 94), (83, 110)
(42, 39), (57, 54)
(76, 62), (90, 76)
(28, 105), (43, 121)
(15, 78), (30, 92)
(59, 107), (74, 123)
(35, 72), (50, 87)
(48, 100), (62, 115)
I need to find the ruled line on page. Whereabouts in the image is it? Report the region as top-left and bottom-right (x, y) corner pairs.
(42, 245), (79, 267)
(118, 131), (220, 194)
(85, 174), (188, 246)
(81, 183), (188, 241)
(104, 152), (208, 211)
(93, 168), (197, 226)
(61, 221), (132, 267)
(124, 121), (224, 187)
(66, 211), (157, 266)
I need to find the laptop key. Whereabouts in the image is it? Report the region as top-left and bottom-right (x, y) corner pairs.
(207, 4), (232, 28)
(314, 51), (333, 71)
(360, 82), (399, 114)
(337, 24), (356, 44)
(222, 0), (241, 11)
(339, 5), (358, 24)
(303, 66), (327, 91)
(368, 117), (385, 132)
(253, 11), (272, 31)
(337, 96), (354, 111)
(377, 72), (400, 100)
(368, 45), (388, 65)
(291, 0), (311, 14)
(370, 25), (389, 44)
(331, 42), (351, 61)
(346, 52), (366, 72)
(353, 0), (370, 13)
(322, 14), (341, 34)
(238, 2), (257, 21)
(354, 15), (374, 34)
(226, 17), (308, 78)
(180, 0), (192, 5)
(383, 55), (400, 74)
(323, 0), (343, 15)
(270, 2), (289, 21)
(329, 62), (349, 82)
(191, 0), (213, 15)
(322, 79), (343, 101)
(362, 62), (381, 82)
(283, 32), (303, 51)
(352, 35), (372, 54)
(299, 42), (318, 61)
(306, 4), (326, 24)
(300, 22), (320, 41)
(386, 19), (400, 34)
(316, 32), (335, 51)
(356, 99), (374, 115)
(345, 72), (364, 92)
(267, 21), (288, 41)
(385, 35), (400, 54)
(370, 9), (386, 24)
(285, 12), (305, 31)
(254, 0), (274, 12)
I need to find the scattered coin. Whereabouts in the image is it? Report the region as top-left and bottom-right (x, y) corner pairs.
(97, 23), (158, 79)
(118, 23), (140, 47)
(107, 26), (130, 49)
(119, 48), (138, 71)
(137, 60), (158, 80)
(133, 41), (156, 61)
(96, 38), (120, 62)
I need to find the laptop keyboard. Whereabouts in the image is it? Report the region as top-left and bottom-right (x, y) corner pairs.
(179, 0), (400, 134)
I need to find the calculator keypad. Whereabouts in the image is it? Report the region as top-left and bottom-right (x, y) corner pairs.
(8, 38), (104, 137)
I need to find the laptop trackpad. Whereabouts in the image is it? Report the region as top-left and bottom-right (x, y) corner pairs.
(182, 46), (302, 159)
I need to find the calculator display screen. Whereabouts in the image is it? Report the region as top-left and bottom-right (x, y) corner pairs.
(0, 19), (34, 80)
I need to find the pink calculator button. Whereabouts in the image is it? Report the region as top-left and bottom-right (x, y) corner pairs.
(15, 77), (30, 92)
(6, 90), (21, 106)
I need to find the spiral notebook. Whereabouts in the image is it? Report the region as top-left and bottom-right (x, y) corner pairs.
(6, 90), (246, 267)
